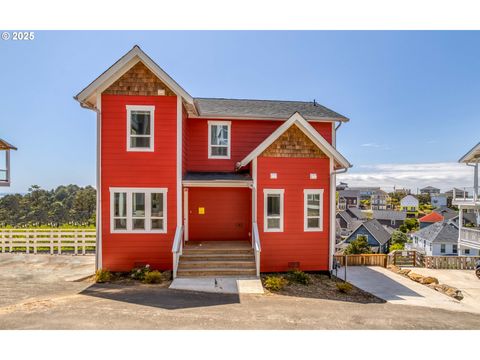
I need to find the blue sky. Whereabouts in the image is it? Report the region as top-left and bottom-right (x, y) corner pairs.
(1, 31), (479, 194)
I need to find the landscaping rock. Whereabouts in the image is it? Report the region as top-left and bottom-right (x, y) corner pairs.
(407, 272), (424, 282)
(398, 268), (411, 276)
(387, 265), (400, 273)
(419, 276), (439, 285)
(430, 283), (464, 301)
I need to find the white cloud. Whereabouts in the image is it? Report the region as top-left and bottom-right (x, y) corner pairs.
(338, 162), (474, 192)
(360, 143), (381, 148)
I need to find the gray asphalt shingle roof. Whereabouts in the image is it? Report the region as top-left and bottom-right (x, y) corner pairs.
(371, 210), (406, 221)
(412, 222), (459, 244)
(347, 208), (367, 220)
(362, 219), (392, 246)
(193, 98), (349, 121)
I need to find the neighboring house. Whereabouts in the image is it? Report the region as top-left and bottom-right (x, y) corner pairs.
(431, 193), (447, 208)
(337, 189), (360, 210)
(400, 194), (419, 218)
(75, 45), (352, 276)
(336, 210), (364, 236)
(420, 186), (440, 196)
(336, 182), (348, 191)
(418, 212), (444, 229)
(446, 188), (469, 199)
(342, 219), (392, 254)
(346, 207), (368, 221)
(410, 221), (478, 256)
(0, 139), (17, 187)
(371, 209), (406, 229)
(452, 142), (480, 255)
(394, 188), (411, 196)
(370, 189), (389, 210)
(435, 207), (457, 222)
(348, 186), (381, 201)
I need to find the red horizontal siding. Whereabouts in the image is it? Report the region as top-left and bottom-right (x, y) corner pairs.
(256, 157), (331, 272)
(101, 94), (178, 271)
(186, 118), (333, 172)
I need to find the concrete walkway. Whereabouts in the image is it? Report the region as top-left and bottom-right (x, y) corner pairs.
(170, 277), (264, 294)
(341, 266), (480, 314)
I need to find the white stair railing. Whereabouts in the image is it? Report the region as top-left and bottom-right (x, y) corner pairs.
(172, 225), (184, 279)
(252, 223), (261, 277)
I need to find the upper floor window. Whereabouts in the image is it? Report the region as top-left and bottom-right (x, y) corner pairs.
(264, 189), (284, 232)
(127, 105), (155, 152)
(208, 121), (230, 159)
(110, 187), (167, 233)
(304, 189), (324, 231)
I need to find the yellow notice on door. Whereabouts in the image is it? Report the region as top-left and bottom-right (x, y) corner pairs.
(198, 207), (205, 215)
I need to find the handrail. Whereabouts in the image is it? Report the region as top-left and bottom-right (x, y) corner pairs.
(172, 225), (184, 279)
(172, 225), (184, 253)
(252, 222), (261, 277)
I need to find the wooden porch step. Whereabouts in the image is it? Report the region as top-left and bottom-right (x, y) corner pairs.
(178, 260), (256, 269)
(176, 268), (257, 277)
(180, 254), (255, 261)
(182, 248), (254, 255)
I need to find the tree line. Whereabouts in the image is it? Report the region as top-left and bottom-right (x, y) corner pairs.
(0, 185), (96, 227)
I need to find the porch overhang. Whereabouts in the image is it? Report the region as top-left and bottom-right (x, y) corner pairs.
(183, 172), (253, 188)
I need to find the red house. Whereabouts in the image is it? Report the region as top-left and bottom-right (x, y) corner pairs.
(75, 46), (351, 278)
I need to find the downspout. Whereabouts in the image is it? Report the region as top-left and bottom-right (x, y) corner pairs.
(74, 96), (102, 271)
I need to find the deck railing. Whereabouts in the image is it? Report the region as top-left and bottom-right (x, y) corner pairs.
(252, 222), (261, 277)
(0, 229), (96, 254)
(171, 225), (184, 279)
(459, 227), (480, 249)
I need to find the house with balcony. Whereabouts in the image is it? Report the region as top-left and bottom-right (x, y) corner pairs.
(0, 139), (17, 187)
(452, 142), (480, 254)
(337, 189), (360, 210)
(400, 194), (419, 218)
(75, 45), (352, 278)
(420, 186), (440, 196)
(370, 189), (389, 210)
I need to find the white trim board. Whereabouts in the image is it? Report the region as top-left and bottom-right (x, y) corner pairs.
(207, 120), (231, 159)
(263, 189), (284, 233)
(236, 112), (352, 170)
(75, 45), (194, 109)
(126, 105), (155, 152)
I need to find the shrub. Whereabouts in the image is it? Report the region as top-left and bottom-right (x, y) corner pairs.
(389, 242), (404, 252)
(344, 235), (372, 255)
(143, 270), (163, 284)
(287, 270), (311, 285)
(336, 282), (353, 293)
(130, 264), (151, 281)
(95, 269), (112, 283)
(264, 276), (288, 292)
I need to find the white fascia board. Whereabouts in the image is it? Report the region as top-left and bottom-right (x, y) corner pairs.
(75, 45), (194, 109)
(237, 112), (352, 170)
(459, 142), (480, 163)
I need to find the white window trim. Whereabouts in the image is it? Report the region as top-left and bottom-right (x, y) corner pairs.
(304, 189), (324, 232)
(263, 189), (284, 232)
(126, 105), (155, 152)
(356, 233), (368, 242)
(110, 187), (167, 234)
(208, 120), (231, 159)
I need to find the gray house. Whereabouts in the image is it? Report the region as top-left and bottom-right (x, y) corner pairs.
(420, 186), (441, 196)
(409, 222), (468, 256)
(371, 210), (406, 229)
(336, 211), (364, 236)
(342, 219), (392, 253)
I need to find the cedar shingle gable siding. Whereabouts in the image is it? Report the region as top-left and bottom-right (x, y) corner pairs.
(260, 124), (327, 158)
(103, 62), (175, 96)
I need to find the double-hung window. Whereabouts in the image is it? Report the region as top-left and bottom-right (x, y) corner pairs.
(127, 105), (155, 151)
(304, 189), (324, 231)
(208, 121), (230, 159)
(264, 189), (284, 232)
(110, 188), (167, 233)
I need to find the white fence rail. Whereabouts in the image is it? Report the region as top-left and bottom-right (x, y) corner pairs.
(0, 229), (96, 255)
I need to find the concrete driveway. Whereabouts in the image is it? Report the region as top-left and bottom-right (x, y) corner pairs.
(0, 254), (95, 307)
(1, 255), (480, 329)
(411, 268), (480, 313)
(341, 266), (480, 314)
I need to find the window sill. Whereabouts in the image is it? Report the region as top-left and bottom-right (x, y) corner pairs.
(208, 156), (231, 160)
